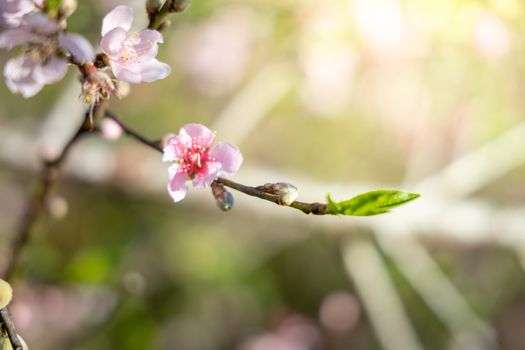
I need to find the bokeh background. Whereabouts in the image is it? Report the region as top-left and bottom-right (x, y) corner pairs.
(1, 0), (525, 349)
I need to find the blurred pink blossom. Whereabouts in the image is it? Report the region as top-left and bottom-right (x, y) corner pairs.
(473, 12), (511, 60)
(319, 291), (360, 333)
(163, 124), (243, 202)
(100, 5), (171, 84)
(177, 6), (265, 96)
(238, 315), (321, 350)
(0, 12), (94, 97)
(10, 284), (117, 347)
(100, 117), (123, 140)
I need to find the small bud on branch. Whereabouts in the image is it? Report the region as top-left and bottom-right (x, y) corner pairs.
(255, 182), (299, 206)
(167, 0), (191, 13)
(148, 0), (191, 30)
(59, 0), (77, 18)
(157, 19), (171, 32)
(211, 182), (235, 211)
(146, 0), (163, 18)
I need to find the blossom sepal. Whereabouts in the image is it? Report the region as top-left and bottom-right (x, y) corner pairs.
(256, 182), (299, 206)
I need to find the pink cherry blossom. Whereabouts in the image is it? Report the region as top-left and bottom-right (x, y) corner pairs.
(0, 0), (35, 28)
(0, 12), (94, 97)
(100, 5), (171, 84)
(163, 124), (243, 202)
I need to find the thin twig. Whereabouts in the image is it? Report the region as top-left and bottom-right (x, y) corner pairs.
(214, 178), (328, 215)
(148, 1), (171, 30)
(103, 110), (330, 215)
(148, 0), (192, 30)
(0, 309), (22, 350)
(104, 110), (163, 152)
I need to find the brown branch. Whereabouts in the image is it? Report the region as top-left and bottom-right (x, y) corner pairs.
(1, 309), (22, 350)
(0, 307), (23, 350)
(0, 4), (188, 349)
(0, 107), (102, 350)
(103, 110), (330, 215)
(214, 178), (329, 215)
(2, 112), (95, 280)
(104, 110), (163, 152)
(148, 2), (170, 30)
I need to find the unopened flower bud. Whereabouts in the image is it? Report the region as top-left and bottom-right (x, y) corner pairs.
(114, 80), (130, 99)
(168, 0), (191, 13)
(47, 196), (69, 219)
(94, 53), (110, 69)
(257, 182), (299, 205)
(60, 0), (77, 17)
(122, 271), (146, 295)
(100, 118), (123, 140)
(211, 182), (234, 211)
(0, 279), (13, 309)
(157, 19), (171, 32)
(146, 0), (163, 17)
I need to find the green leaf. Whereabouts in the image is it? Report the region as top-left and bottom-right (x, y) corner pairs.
(327, 190), (420, 216)
(44, 0), (62, 12)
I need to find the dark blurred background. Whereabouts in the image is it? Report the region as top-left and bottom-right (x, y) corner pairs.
(1, 0), (525, 349)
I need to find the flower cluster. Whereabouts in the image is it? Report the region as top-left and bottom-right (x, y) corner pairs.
(0, 3), (170, 98)
(1, 3), (243, 203)
(163, 124), (243, 202)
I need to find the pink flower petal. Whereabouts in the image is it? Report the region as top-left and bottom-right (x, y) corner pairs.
(192, 162), (221, 188)
(179, 124), (215, 148)
(33, 56), (67, 84)
(100, 27), (127, 57)
(0, 0), (35, 28)
(23, 12), (58, 35)
(111, 61), (142, 83)
(4, 54), (43, 97)
(102, 5), (133, 36)
(136, 58), (171, 82)
(0, 28), (36, 49)
(59, 33), (94, 62)
(4, 54), (34, 80)
(0, 0), (34, 13)
(139, 29), (163, 44)
(9, 79), (44, 97)
(133, 30), (163, 62)
(162, 136), (178, 162)
(163, 134), (190, 162)
(168, 165), (189, 202)
(210, 143), (243, 176)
